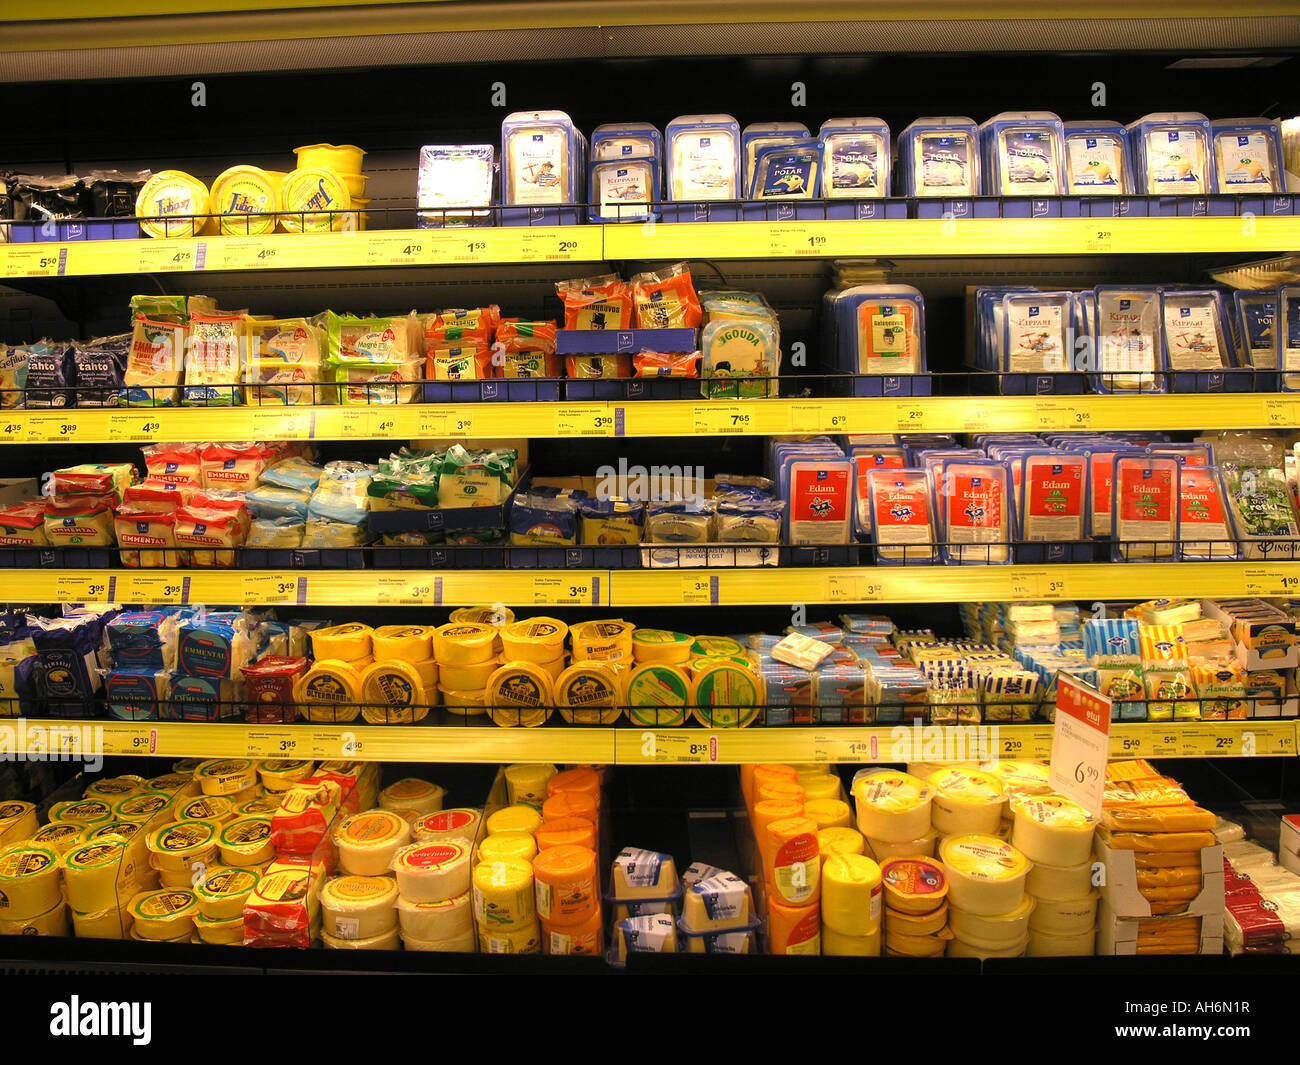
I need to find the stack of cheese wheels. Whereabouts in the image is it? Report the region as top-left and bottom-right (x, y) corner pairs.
(566, 619), (634, 724)
(625, 629), (692, 727)
(0, 801), (38, 845)
(467, 784), (558, 954)
(1011, 792), (1099, 956)
(880, 856), (952, 957)
(433, 621), (499, 718)
(678, 867), (757, 954)
(363, 625), (438, 726)
(0, 843), (69, 938)
(533, 843), (602, 955)
(928, 767), (1006, 836)
(321, 874), (401, 951)
(820, 853), (884, 956)
(610, 846), (682, 960)
(852, 770), (937, 861)
(146, 820), (221, 890)
(194, 865), (261, 944)
(764, 815), (822, 955)
(939, 834), (1033, 958)
(300, 623), (376, 724)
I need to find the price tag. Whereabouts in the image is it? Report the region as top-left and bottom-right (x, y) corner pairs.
(106, 414), (162, 443)
(1112, 731), (1147, 758)
(332, 408), (389, 438)
(250, 409), (311, 441)
(1009, 569), (1045, 599)
(767, 226), (828, 257)
(5, 246), (65, 277)
(446, 411), (475, 437)
(375, 577), (436, 606)
(681, 575), (715, 605)
(55, 574), (110, 602)
(244, 730), (299, 759)
(893, 402), (928, 432)
(1265, 398), (1300, 428)
(1242, 567), (1300, 597)
(1060, 404), (1094, 429)
(240, 574), (302, 605)
(1085, 228), (1114, 254)
(554, 406), (614, 437)
(1049, 674), (1112, 817)
(789, 404), (827, 434)
(139, 242), (197, 272)
(515, 228), (600, 262)
(26, 415), (80, 442)
(693, 405), (753, 435)
(0, 419), (29, 444)
(825, 573), (862, 603)
(811, 732), (877, 763)
(415, 409), (450, 437)
(122, 727), (158, 755)
(531, 575), (594, 606)
(960, 404), (991, 432)
(366, 234), (429, 266)
(126, 574), (188, 603)
(1147, 731), (1181, 758)
(644, 731), (720, 763)
(998, 731), (1031, 760)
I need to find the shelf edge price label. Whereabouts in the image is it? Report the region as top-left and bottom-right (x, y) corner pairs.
(1085, 228), (1114, 254)
(28, 415), (80, 442)
(681, 575), (714, 605)
(1049, 674), (1112, 817)
(693, 405), (753, 435)
(447, 412), (474, 437)
(826, 573), (863, 603)
(639, 730), (719, 763)
(1060, 404), (1093, 429)
(789, 403), (829, 434)
(415, 410), (449, 437)
(56, 575), (107, 602)
(892, 402), (927, 432)
(243, 575), (301, 605)
(531, 575), (593, 606)
(554, 406), (613, 437)
(250, 409), (309, 441)
(811, 732), (875, 763)
(1009, 569), (1045, 600)
(1264, 398), (1300, 428)
(1241, 567), (1270, 597)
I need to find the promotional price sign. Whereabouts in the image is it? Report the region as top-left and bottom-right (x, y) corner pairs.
(1049, 674), (1113, 818)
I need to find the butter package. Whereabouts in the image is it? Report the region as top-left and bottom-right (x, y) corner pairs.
(750, 142), (820, 200)
(417, 144), (494, 227)
(121, 316), (185, 407)
(818, 117), (890, 198)
(1093, 287), (1164, 393)
(1211, 120), (1284, 194)
(980, 111), (1066, 196)
(1063, 121), (1133, 194)
(666, 114), (740, 201)
(865, 467), (936, 564)
(1128, 113), (1213, 195)
(831, 285), (926, 375)
(898, 116), (980, 197)
(502, 111), (581, 206)
(938, 459), (1012, 565)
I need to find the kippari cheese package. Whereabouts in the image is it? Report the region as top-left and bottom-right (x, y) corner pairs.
(1093, 286), (1164, 393)
(666, 114), (741, 201)
(1162, 290), (1231, 372)
(501, 110), (581, 206)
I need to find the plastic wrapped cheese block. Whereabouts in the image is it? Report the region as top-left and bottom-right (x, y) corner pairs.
(853, 771), (934, 843)
(681, 869), (752, 933)
(310, 623), (374, 662)
(938, 834), (1030, 917)
(0, 900), (69, 938)
(822, 924), (882, 957)
(479, 832), (539, 864)
(472, 857), (535, 931)
(486, 804), (543, 838)
(927, 767), (1005, 836)
(820, 853), (883, 937)
(1011, 795), (1096, 866)
(1029, 893), (1098, 935)
(611, 847), (678, 900)
(194, 866), (261, 921)
(334, 810), (411, 876)
(323, 927), (400, 950)
(320, 875), (399, 940)
(128, 888), (198, 940)
(818, 826), (866, 861)
(615, 913), (678, 963)
(880, 857), (948, 915)
(764, 816), (821, 906)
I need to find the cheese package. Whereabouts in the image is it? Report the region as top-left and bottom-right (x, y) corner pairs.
(767, 897), (821, 955)
(764, 815), (821, 905)
(319, 875), (399, 940)
(396, 890), (472, 942)
(379, 778), (445, 815)
(413, 808), (482, 847)
(1178, 465), (1237, 562)
(589, 157), (658, 223)
(784, 457), (853, 546)
(194, 865), (260, 921)
(1063, 121), (1133, 194)
(122, 316), (185, 407)
(615, 913), (678, 962)
(928, 767), (1005, 836)
(681, 870), (753, 933)
(853, 770), (934, 843)
(0, 844), (64, 921)
(210, 165), (277, 236)
(1019, 451), (1088, 547)
(245, 318), (324, 405)
(591, 122), (664, 165)
(611, 847), (678, 901)
(898, 116), (980, 196)
(334, 810), (410, 876)
(689, 658), (763, 728)
(472, 857), (535, 931)
(532, 843), (599, 927)
(818, 117), (890, 198)
(128, 888), (198, 940)
(750, 142), (821, 200)
(1011, 795), (1096, 866)
(980, 111), (1066, 196)
(938, 458), (1012, 565)
(1093, 287), (1164, 393)
(280, 167), (352, 233)
(486, 804), (544, 837)
(1127, 113), (1213, 195)
(394, 841), (472, 904)
(666, 114), (740, 201)
(136, 170), (208, 239)
(624, 663), (690, 727)
(821, 853), (883, 936)
(183, 313), (248, 406)
(1111, 455), (1179, 562)
(218, 816), (275, 867)
(740, 122), (811, 195)
(555, 662), (622, 725)
(1211, 119), (1284, 194)
(700, 316), (779, 399)
(484, 661), (554, 728)
(501, 110), (581, 206)
(243, 857), (326, 948)
(417, 144), (494, 226)
(831, 285), (926, 376)
(1162, 289), (1231, 372)
(939, 834), (1031, 916)
(866, 468), (938, 564)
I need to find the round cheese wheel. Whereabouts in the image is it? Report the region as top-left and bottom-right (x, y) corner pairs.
(757, 780), (806, 806)
(280, 167), (352, 233)
(852, 771), (934, 843)
(764, 816), (821, 906)
(880, 856), (948, 915)
(449, 605), (515, 628)
(48, 799), (114, 829)
(404, 927), (477, 952)
(239, 794), (285, 818)
(503, 764), (556, 809)
(631, 629), (693, 665)
(541, 791), (597, 824)
(176, 795), (235, 824)
(194, 759), (257, 796)
(155, 865), (198, 889)
(396, 890), (472, 941)
(547, 767), (601, 809)
(211, 165), (278, 236)
(146, 773), (194, 795)
(194, 865), (261, 921)
(0, 899), (69, 937)
(754, 799), (805, 868)
(1025, 858), (1094, 902)
(472, 857), (535, 932)
(948, 894), (1035, 946)
(535, 816), (596, 852)
(767, 897), (820, 956)
(360, 659), (428, 726)
(478, 833), (538, 865)
(946, 933), (1028, 959)
(87, 821), (145, 862)
(309, 622), (373, 661)
(817, 826), (865, 861)
(569, 618), (634, 663)
(296, 660), (363, 723)
(555, 662), (623, 725)
(624, 663), (690, 727)
(746, 764), (798, 809)
(219, 817), (275, 867)
(371, 624), (434, 661)
(1010, 794), (1097, 867)
(194, 911), (244, 944)
(478, 919), (541, 954)
(258, 759), (315, 791)
(486, 805), (543, 837)
(439, 685), (488, 716)
(867, 830), (938, 862)
(989, 760), (1053, 808)
(72, 905), (131, 940)
(500, 617), (568, 663)
(129, 888), (198, 939)
(320, 875), (399, 939)
(146, 820), (221, 873)
(886, 927), (949, 957)
(31, 822), (89, 855)
(137, 170), (209, 239)
(1029, 893), (1098, 935)
(799, 774), (845, 803)
(928, 766), (1005, 836)
(484, 661), (554, 728)
(433, 623), (498, 666)
(690, 635), (746, 659)
(885, 900), (949, 936)
(0, 844), (63, 920)
(334, 810), (411, 876)
(83, 778), (142, 801)
(536, 654), (566, 683)
(1027, 926), (1096, 957)
(821, 853), (883, 937)
(542, 907), (603, 955)
(804, 798), (852, 831)
(63, 840), (134, 914)
(437, 657), (499, 691)
(413, 808), (481, 846)
(938, 834), (1030, 917)
(689, 659), (762, 728)
(394, 841), (472, 904)
(323, 927), (400, 950)
(379, 778), (445, 815)
(406, 657), (439, 690)
(532, 843), (598, 927)
(822, 923), (882, 957)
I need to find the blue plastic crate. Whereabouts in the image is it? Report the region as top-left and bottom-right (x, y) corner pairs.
(661, 203), (741, 223)
(498, 206), (583, 227)
(1168, 368), (1255, 394)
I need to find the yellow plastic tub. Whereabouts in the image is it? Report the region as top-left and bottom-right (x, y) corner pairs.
(294, 143), (366, 174)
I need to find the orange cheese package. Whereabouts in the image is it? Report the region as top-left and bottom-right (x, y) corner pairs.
(1106, 759), (1163, 781)
(270, 780), (344, 857)
(424, 306), (501, 348)
(142, 444), (202, 485)
(631, 262), (702, 329)
(1136, 866), (1204, 888)
(1095, 827), (1217, 851)
(427, 345), (495, 383)
(243, 857), (327, 948)
(1103, 775), (1191, 808)
(1101, 804), (1217, 833)
(566, 353), (633, 380)
(0, 501), (50, 547)
(495, 319), (559, 379)
(632, 350), (702, 378)
(556, 274), (633, 330)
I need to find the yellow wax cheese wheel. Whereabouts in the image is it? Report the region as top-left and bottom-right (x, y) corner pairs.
(822, 923), (882, 957)
(195, 759), (257, 796)
(310, 623), (373, 661)
(259, 759), (315, 791)
(144, 774), (194, 796)
(320, 875), (399, 939)
(72, 905), (132, 940)
(886, 900), (949, 936)
(504, 764), (557, 809)
(87, 821), (146, 861)
(379, 778), (446, 815)
(689, 659), (762, 728)
(485, 661), (554, 728)
(478, 832), (538, 865)
(799, 774), (845, 803)
(394, 841), (472, 904)
(434, 622), (499, 666)
(928, 767), (1006, 836)
(500, 617), (569, 663)
(487, 805), (543, 837)
(129, 888), (199, 939)
(219, 817), (275, 866)
(371, 625), (434, 661)
(30, 822), (89, 855)
(0, 844), (62, 920)
(880, 856), (948, 915)
(335, 810), (411, 876)
(116, 793), (174, 823)
(147, 820), (221, 872)
(155, 865), (203, 889)
(690, 636), (746, 659)
(818, 826), (866, 861)
(173, 758), (205, 775)
(194, 911), (244, 944)
(555, 661), (623, 725)
(989, 760), (1053, 803)
(280, 166), (352, 233)
(624, 663), (690, 727)
(360, 660), (428, 725)
(83, 778), (143, 800)
(853, 771), (934, 843)
(479, 919), (542, 954)
(569, 619), (634, 662)
(195, 865), (261, 920)
(408, 657), (439, 689)
(939, 834), (1031, 917)
(437, 657), (497, 690)
(948, 894), (1035, 947)
(450, 606), (515, 627)
(413, 808), (482, 846)
(296, 660), (363, 723)
(211, 165), (278, 236)
(0, 801), (38, 845)
(805, 798), (853, 831)
(48, 799), (115, 828)
(137, 170), (210, 239)
(63, 840), (134, 914)
(472, 857), (535, 932)
(439, 685), (488, 716)
(886, 928), (950, 957)
(631, 629), (693, 664)
(0, 899), (69, 937)
(537, 655), (567, 683)
(1010, 794), (1097, 867)
(176, 795), (236, 824)
(396, 891), (472, 942)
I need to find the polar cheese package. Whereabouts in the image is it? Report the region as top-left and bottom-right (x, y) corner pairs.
(1211, 119), (1284, 194)
(899, 117), (980, 196)
(1128, 113), (1213, 195)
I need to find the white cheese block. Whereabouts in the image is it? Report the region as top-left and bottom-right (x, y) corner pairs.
(379, 778), (446, 815)
(395, 891), (472, 941)
(1025, 858), (1094, 901)
(611, 847), (678, 900)
(412, 808), (482, 846)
